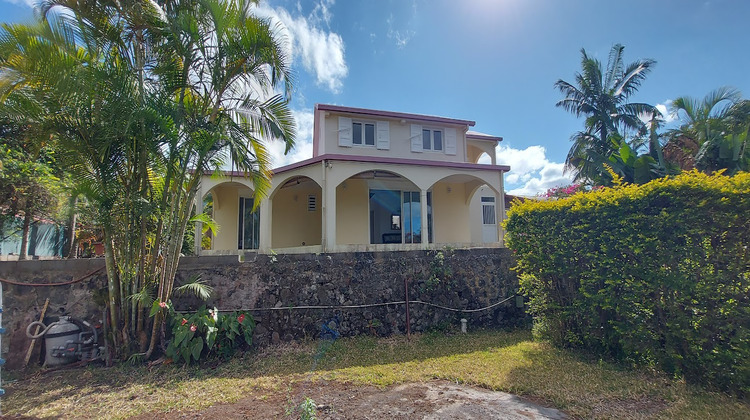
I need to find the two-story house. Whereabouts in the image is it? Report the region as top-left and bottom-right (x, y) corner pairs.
(194, 104), (510, 255)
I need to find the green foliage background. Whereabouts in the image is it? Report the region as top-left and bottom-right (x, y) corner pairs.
(505, 171), (750, 393)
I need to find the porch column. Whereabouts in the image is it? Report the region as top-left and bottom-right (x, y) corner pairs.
(497, 172), (505, 247)
(420, 188), (429, 247)
(259, 197), (272, 252)
(322, 161), (337, 252)
(193, 184), (204, 256)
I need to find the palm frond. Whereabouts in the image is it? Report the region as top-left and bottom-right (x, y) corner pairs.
(174, 274), (213, 301)
(190, 211), (219, 235)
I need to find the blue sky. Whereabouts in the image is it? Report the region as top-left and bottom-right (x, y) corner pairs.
(3, 0), (750, 195)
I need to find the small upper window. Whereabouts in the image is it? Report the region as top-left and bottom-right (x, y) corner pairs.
(422, 128), (443, 151)
(353, 121), (375, 146)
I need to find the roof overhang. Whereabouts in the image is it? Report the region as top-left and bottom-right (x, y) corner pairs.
(272, 154), (510, 175)
(466, 131), (503, 142)
(316, 104), (476, 127)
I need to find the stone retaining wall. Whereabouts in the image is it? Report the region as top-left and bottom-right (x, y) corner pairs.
(1, 248), (523, 370)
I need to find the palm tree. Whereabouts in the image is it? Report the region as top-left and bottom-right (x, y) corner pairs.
(668, 87), (748, 173)
(555, 44), (656, 183)
(0, 0), (296, 359)
(137, 0), (296, 359)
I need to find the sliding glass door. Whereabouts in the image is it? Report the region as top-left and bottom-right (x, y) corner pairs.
(238, 197), (260, 250)
(369, 189), (432, 244)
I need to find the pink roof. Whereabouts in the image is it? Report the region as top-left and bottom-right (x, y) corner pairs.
(466, 130), (503, 142)
(316, 104), (476, 127)
(271, 154), (510, 175)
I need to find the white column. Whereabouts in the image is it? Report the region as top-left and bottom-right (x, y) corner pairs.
(497, 172), (505, 247)
(322, 161), (337, 252)
(259, 197), (272, 253)
(420, 189), (429, 247)
(193, 185), (204, 256)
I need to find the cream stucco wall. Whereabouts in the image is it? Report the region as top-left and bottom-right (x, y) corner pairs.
(432, 181), (471, 243)
(319, 111), (468, 164)
(469, 185), (498, 243)
(271, 181), (322, 248)
(209, 183), (252, 251)
(466, 140), (497, 165)
(198, 155), (505, 254)
(335, 179), (369, 245)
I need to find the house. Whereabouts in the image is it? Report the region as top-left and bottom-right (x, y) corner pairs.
(194, 104), (510, 255)
(0, 216), (66, 260)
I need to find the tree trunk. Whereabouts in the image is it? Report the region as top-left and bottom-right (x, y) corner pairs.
(63, 195), (78, 258)
(18, 209), (31, 260)
(103, 230), (122, 354)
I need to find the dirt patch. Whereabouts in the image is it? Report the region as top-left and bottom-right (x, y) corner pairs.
(590, 397), (668, 419)
(133, 380), (567, 419)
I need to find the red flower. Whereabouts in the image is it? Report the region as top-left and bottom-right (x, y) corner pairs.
(159, 301), (167, 309)
(237, 314), (245, 323)
(181, 318), (188, 326)
(190, 324), (197, 332)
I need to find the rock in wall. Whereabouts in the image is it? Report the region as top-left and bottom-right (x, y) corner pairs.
(1, 248), (524, 369)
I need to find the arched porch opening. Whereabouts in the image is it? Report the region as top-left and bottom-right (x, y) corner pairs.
(467, 143), (496, 164)
(335, 170), (427, 246)
(429, 174), (501, 245)
(269, 176), (323, 249)
(476, 152), (492, 164)
(202, 181), (256, 252)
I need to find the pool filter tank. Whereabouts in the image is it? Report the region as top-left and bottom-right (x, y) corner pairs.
(26, 316), (102, 367)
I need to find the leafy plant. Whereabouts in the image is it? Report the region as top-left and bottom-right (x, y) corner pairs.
(541, 183), (587, 198)
(166, 306), (255, 364)
(505, 171), (750, 394)
(215, 310), (256, 359)
(424, 250), (453, 292)
(0, 0), (295, 362)
(299, 397), (317, 420)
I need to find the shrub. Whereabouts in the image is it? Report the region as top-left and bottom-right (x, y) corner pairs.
(166, 306), (255, 364)
(505, 171), (750, 393)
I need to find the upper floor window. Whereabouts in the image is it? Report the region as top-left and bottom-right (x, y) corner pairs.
(422, 128), (443, 151)
(353, 121), (376, 146)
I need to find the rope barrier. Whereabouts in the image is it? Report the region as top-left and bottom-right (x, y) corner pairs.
(178, 294), (517, 314)
(0, 264), (516, 314)
(0, 266), (105, 287)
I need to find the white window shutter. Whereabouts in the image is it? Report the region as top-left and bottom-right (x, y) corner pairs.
(410, 124), (422, 153)
(445, 127), (457, 155)
(376, 121), (390, 150)
(338, 117), (352, 147)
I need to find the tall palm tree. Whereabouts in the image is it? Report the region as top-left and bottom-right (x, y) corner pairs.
(0, 0), (296, 359)
(556, 44), (656, 183)
(668, 87), (747, 173)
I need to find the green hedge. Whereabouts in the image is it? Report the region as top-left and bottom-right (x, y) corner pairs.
(505, 171), (750, 393)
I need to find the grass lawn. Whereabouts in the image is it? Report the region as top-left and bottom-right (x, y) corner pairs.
(4, 329), (748, 419)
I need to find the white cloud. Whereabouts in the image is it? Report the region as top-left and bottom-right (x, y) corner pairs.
(2, 0), (36, 7)
(507, 162), (574, 197)
(639, 100), (678, 125)
(267, 108), (315, 168)
(386, 2), (418, 48)
(655, 101), (678, 124)
(311, 0), (335, 26)
(496, 144), (575, 197)
(256, 1), (348, 93)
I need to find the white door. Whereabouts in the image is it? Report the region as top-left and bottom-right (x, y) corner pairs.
(481, 196), (498, 243)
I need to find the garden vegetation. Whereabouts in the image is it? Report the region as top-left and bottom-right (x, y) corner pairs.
(505, 171), (750, 394)
(0, 0), (295, 361)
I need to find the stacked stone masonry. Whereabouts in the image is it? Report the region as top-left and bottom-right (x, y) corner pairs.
(1, 248), (523, 370)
